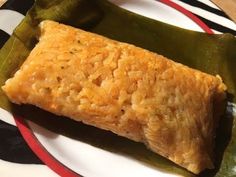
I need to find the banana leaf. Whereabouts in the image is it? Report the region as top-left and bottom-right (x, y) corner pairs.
(0, 0), (236, 176)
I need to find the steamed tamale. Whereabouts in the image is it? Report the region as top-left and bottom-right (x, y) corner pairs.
(2, 20), (226, 174)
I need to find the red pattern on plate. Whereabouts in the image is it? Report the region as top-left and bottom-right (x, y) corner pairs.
(159, 0), (214, 34)
(15, 116), (80, 177)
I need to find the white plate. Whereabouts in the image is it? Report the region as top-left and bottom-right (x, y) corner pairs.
(1, 0), (213, 177)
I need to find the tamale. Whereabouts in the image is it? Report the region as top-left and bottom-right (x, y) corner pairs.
(2, 20), (226, 174)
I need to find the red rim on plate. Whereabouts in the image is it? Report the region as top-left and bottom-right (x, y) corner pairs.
(159, 0), (213, 34)
(14, 1), (214, 177)
(15, 116), (80, 177)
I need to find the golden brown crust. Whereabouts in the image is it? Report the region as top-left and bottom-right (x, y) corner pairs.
(2, 20), (226, 174)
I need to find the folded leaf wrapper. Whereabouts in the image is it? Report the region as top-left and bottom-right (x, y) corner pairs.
(0, 0), (236, 176)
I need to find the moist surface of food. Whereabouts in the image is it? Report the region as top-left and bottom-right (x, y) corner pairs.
(2, 20), (226, 174)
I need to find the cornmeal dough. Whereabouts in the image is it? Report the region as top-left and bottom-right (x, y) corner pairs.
(2, 20), (226, 174)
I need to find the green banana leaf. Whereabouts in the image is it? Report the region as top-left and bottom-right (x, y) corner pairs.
(0, 0), (236, 176)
